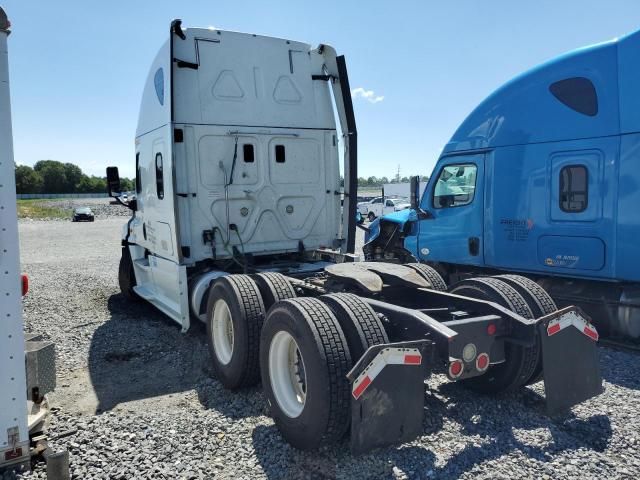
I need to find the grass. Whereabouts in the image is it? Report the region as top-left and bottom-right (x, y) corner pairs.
(16, 199), (71, 219)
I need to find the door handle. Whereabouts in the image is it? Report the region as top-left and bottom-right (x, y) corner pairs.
(468, 237), (480, 256)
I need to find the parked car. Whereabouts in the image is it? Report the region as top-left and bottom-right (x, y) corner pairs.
(72, 207), (95, 222)
(357, 196), (411, 221)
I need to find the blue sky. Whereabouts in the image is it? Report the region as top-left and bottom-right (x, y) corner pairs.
(4, 1), (640, 179)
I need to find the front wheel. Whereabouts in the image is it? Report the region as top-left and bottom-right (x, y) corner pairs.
(118, 247), (139, 301)
(260, 298), (352, 450)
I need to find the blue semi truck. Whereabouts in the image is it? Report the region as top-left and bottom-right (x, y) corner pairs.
(365, 28), (640, 341)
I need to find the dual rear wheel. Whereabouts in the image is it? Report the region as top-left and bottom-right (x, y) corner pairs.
(205, 274), (389, 450)
(448, 274), (557, 392)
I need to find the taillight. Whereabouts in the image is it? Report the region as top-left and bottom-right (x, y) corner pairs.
(476, 353), (490, 372)
(487, 323), (496, 336)
(448, 359), (463, 379)
(21, 274), (28, 296)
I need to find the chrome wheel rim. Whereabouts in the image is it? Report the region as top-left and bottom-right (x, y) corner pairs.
(269, 331), (307, 418)
(212, 299), (234, 365)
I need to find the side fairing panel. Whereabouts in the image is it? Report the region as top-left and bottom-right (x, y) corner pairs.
(484, 137), (618, 279)
(136, 41), (171, 137)
(616, 134), (640, 282)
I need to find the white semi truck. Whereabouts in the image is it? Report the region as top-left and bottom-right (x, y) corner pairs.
(0, 7), (64, 476)
(107, 20), (604, 453)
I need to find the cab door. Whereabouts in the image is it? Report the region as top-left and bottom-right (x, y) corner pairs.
(416, 154), (485, 265)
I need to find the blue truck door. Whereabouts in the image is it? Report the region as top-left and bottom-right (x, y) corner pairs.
(417, 154), (485, 265)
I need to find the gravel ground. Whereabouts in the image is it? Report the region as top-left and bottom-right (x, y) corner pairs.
(30, 198), (131, 220)
(6, 207), (640, 479)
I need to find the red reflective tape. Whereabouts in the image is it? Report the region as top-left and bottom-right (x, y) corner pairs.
(583, 326), (599, 341)
(403, 354), (421, 365)
(4, 448), (22, 460)
(352, 376), (372, 399)
(547, 323), (562, 336)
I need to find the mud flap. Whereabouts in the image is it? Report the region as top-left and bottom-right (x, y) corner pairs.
(538, 306), (603, 415)
(347, 340), (432, 454)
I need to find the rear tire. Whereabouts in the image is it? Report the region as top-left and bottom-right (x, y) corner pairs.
(118, 247), (139, 301)
(406, 263), (448, 291)
(252, 272), (296, 312)
(206, 275), (266, 389)
(494, 274), (557, 385)
(320, 293), (389, 361)
(260, 298), (352, 450)
(448, 277), (538, 394)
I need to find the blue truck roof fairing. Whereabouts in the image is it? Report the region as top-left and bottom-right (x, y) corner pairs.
(444, 29), (640, 154)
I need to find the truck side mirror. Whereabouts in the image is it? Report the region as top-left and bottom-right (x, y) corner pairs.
(106, 166), (121, 197)
(410, 175), (420, 210)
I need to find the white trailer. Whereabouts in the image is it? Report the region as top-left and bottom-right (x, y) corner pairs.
(0, 7), (60, 475)
(382, 181), (426, 200)
(0, 8), (30, 470)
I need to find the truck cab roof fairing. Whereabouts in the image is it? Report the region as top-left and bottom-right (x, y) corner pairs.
(443, 33), (631, 154)
(137, 28), (337, 134)
(136, 40), (171, 138)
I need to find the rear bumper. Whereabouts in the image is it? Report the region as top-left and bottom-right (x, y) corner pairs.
(345, 306), (603, 453)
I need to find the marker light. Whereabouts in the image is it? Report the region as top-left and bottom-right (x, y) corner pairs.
(462, 343), (477, 363)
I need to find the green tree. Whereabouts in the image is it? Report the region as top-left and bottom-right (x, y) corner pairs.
(34, 160), (67, 193)
(63, 163), (83, 191)
(15, 165), (43, 194)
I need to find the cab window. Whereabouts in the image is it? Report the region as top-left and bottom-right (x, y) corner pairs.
(433, 164), (477, 209)
(385, 199), (394, 207)
(155, 153), (164, 200)
(560, 165), (588, 212)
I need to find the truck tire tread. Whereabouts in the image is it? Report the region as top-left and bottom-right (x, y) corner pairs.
(206, 274), (266, 389)
(320, 293), (389, 361)
(252, 272), (297, 312)
(260, 297), (352, 449)
(406, 263), (448, 291)
(494, 274), (557, 385)
(495, 274), (557, 317)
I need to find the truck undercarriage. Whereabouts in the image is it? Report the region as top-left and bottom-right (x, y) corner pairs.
(118, 250), (603, 453)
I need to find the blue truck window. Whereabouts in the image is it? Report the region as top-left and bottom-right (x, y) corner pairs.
(560, 165), (588, 212)
(549, 77), (598, 116)
(155, 152), (164, 200)
(433, 164), (477, 209)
